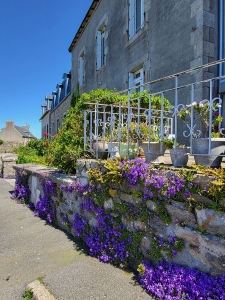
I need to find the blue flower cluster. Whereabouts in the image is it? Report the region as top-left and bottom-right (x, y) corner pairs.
(139, 260), (225, 299)
(72, 191), (141, 265)
(120, 157), (150, 186)
(11, 169), (30, 204)
(120, 158), (198, 203)
(34, 177), (57, 223)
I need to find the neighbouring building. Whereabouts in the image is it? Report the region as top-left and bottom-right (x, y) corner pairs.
(42, 0), (225, 137)
(40, 72), (71, 137)
(0, 120), (36, 144)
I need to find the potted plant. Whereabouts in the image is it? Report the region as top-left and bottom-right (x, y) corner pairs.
(92, 136), (109, 159)
(164, 138), (189, 167)
(135, 123), (167, 164)
(178, 99), (225, 167)
(108, 125), (138, 160)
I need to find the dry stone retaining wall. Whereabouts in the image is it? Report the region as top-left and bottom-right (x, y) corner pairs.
(14, 160), (225, 276)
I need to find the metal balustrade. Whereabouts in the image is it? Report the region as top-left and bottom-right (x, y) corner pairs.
(83, 59), (225, 166)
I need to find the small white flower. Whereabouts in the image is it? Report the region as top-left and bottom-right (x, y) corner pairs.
(186, 101), (197, 107)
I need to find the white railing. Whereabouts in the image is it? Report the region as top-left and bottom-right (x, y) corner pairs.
(83, 59), (225, 165)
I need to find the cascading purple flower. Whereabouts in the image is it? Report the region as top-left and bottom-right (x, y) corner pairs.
(138, 260), (225, 299)
(34, 178), (57, 223)
(11, 169), (30, 203)
(120, 157), (151, 186)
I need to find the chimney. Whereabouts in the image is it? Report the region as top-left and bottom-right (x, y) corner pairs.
(6, 120), (14, 128)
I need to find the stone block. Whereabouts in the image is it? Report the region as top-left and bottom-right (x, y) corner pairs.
(133, 220), (147, 231)
(196, 208), (225, 236)
(203, 10), (215, 28)
(171, 245), (212, 274)
(174, 226), (203, 246)
(146, 200), (157, 212)
(76, 160), (86, 172)
(188, 193), (213, 206)
(121, 216), (134, 232)
(203, 41), (215, 57)
(191, 0), (204, 18)
(71, 201), (80, 214)
(190, 26), (209, 46)
(76, 177), (88, 185)
(103, 198), (114, 210)
(120, 192), (142, 206)
(89, 217), (98, 227)
(90, 160), (99, 169)
(165, 204), (197, 228)
(193, 174), (216, 189)
(190, 56), (208, 69)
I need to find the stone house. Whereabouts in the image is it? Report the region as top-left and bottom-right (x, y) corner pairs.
(0, 120), (36, 145)
(43, 0), (225, 136)
(40, 72), (71, 137)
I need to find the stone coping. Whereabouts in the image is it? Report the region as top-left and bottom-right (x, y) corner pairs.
(0, 153), (18, 162)
(13, 163), (77, 187)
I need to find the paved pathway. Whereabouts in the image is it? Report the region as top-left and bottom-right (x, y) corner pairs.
(0, 178), (152, 300)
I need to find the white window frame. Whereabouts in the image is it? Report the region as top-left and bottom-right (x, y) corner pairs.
(129, 68), (144, 93)
(129, 0), (144, 39)
(78, 52), (85, 86)
(97, 27), (106, 70)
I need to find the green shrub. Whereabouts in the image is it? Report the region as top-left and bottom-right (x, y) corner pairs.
(14, 143), (47, 165)
(0, 139), (3, 145)
(45, 109), (84, 174)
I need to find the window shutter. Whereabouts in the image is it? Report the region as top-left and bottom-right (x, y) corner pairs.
(140, 0), (144, 28)
(128, 72), (134, 92)
(79, 56), (84, 85)
(128, 0), (135, 38)
(96, 31), (102, 69)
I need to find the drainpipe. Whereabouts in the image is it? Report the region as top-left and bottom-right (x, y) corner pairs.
(219, 0), (224, 77)
(218, 0), (225, 128)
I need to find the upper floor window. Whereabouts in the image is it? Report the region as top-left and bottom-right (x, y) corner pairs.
(78, 52), (85, 86)
(129, 68), (144, 93)
(97, 27), (106, 70)
(129, 0), (144, 39)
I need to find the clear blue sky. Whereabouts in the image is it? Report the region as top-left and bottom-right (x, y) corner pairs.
(0, 0), (93, 138)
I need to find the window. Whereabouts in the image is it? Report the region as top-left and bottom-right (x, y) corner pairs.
(129, 69), (144, 92)
(78, 52), (85, 86)
(97, 27), (106, 70)
(129, 0), (144, 38)
(56, 119), (60, 133)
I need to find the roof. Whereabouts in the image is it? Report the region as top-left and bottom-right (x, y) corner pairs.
(68, 0), (101, 52)
(14, 125), (36, 139)
(39, 109), (50, 121)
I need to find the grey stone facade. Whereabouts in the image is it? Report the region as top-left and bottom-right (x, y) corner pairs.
(45, 0), (225, 138)
(69, 0), (221, 96)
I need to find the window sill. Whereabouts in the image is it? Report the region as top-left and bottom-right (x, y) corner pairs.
(126, 24), (147, 47)
(96, 65), (107, 72)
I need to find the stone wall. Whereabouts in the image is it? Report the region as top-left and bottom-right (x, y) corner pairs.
(13, 160), (225, 276)
(0, 141), (22, 153)
(0, 154), (18, 177)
